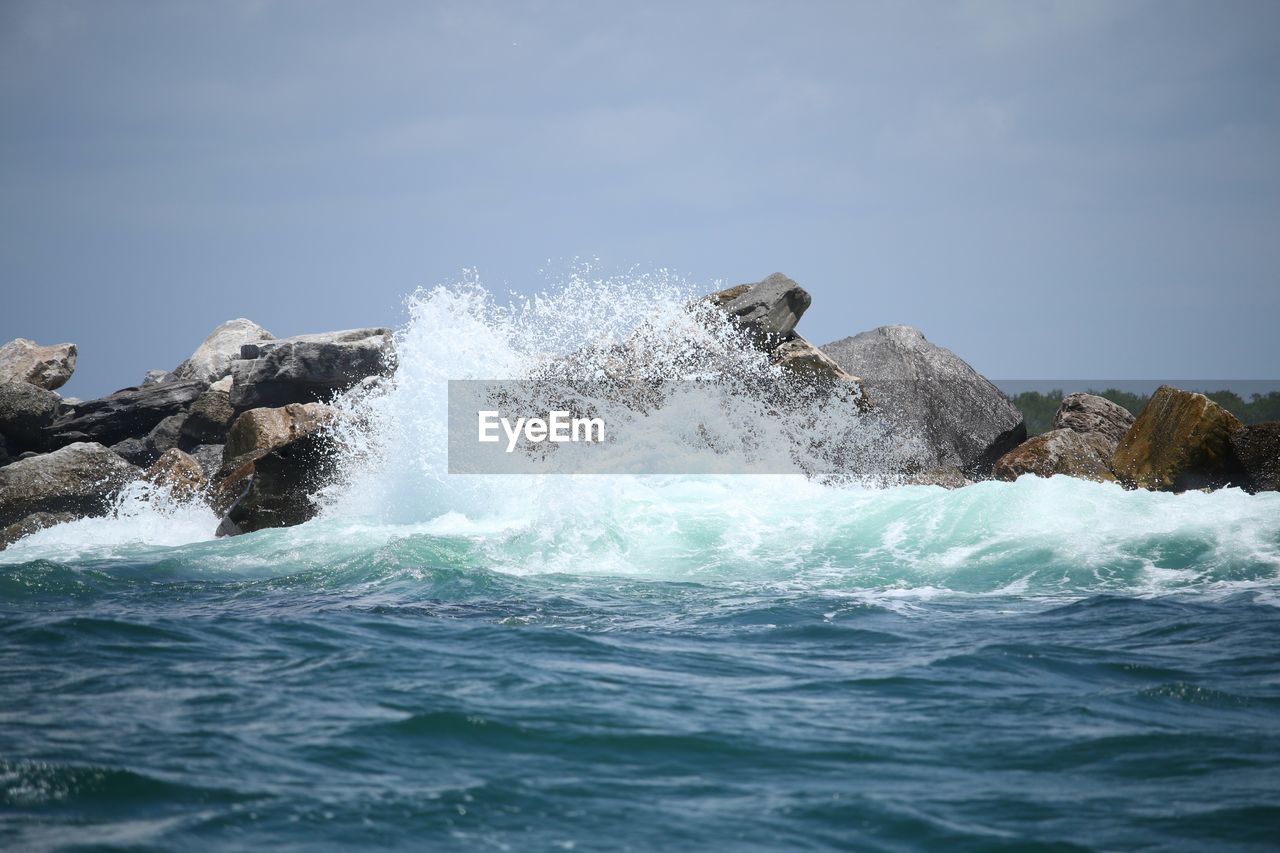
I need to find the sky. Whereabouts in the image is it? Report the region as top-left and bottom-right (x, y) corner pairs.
(2, 0), (1278, 399)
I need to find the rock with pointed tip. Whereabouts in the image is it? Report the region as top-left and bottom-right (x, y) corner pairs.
(229, 328), (393, 410)
(45, 379), (207, 448)
(0, 381), (61, 450)
(0, 338), (77, 390)
(1112, 385), (1244, 491)
(172, 318), (275, 384)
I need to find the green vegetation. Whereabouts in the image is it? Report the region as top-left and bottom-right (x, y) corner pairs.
(1012, 389), (1280, 436)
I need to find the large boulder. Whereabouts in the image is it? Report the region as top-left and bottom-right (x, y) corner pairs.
(222, 403), (335, 462)
(0, 442), (140, 538)
(1112, 386), (1244, 491)
(0, 511), (79, 549)
(1230, 422), (1280, 493)
(144, 448), (206, 501)
(1053, 393), (1135, 446)
(993, 429), (1116, 482)
(229, 327), (393, 410)
(179, 386), (235, 447)
(0, 338), (77, 390)
(215, 431), (336, 536)
(0, 381), (61, 450)
(705, 273), (810, 341)
(821, 325), (1026, 477)
(172, 319), (274, 383)
(45, 379), (207, 448)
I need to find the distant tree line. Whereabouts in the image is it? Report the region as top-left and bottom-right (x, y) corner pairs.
(1011, 389), (1280, 436)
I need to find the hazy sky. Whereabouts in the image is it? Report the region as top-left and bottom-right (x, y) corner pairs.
(2, 0), (1278, 398)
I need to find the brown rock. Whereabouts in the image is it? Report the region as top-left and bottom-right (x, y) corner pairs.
(905, 465), (971, 488)
(1230, 422), (1280, 493)
(1111, 386), (1244, 491)
(144, 448), (206, 501)
(215, 430), (337, 536)
(994, 428), (1116, 482)
(222, 403), (335, 464)
(1053, 393), (1136, 446)
(0, 338), (77, 390)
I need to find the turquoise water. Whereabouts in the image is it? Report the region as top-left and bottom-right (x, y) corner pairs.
(3, 476), (1280, 850)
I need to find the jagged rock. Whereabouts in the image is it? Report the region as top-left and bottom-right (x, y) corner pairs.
(822, 325), (1026, 477)
(0, 511), (79, 548)
(772, 334), (860, 384)
(993, 429), (1116, 482)
(705, 273), (810, 342)
(222, 403), (335, 462)
(172, 318), (275, 383)
(144, 448), (206, 500)
(1112, 386), (1244, 491)
(0, 381), (61, 450)
(215, 431), (336, 536)
(180, 387), (234, 446)
(189, 444), (225, 480)
(146, 412), (188, 458)
(210, 375), (233, 393)
(0, 338), (77, 390)
(109, 437), (151, 466)
(1230, 422), (1280, 493)
(45, 379), (207, 448)
(229, 328), (392, 410)
(142, 370), (171, 386)
(1053, 393), (1135, 446)
(0, 443), (140, 537)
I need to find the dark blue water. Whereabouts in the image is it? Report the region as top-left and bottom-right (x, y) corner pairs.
(3, 526), (1280, 851)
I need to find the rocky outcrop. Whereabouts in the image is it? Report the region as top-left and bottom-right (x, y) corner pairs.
(45, 379), (207, 448)
(1053, 393), (1135, 446)
(144, 448), (206, 500)
(228, 328), (392, 410)
(0, 381), (61, 451)
(1230, 422), (1280, 493)
(705, 273), (810, 341)
(821, 325), (1025, 477)
(0, 338), (77, 390)
(172, 318), (274, 383)
(215, 430), (335, 536)
(0, 443), (140, 539)
(993, 429), (1116, 482)
(1112, 386), (1244, 491)
(222, 403), (335, 462)
(142, 370), (170, 386)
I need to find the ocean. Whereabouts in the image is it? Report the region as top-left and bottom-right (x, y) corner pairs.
(3, 279), (1278, 850)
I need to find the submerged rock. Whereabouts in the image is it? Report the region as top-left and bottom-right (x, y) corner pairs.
(0, 338), (77, 390)
(144, 448), (206, 500)
(172, 318), (275, 384)
(705, 273), (811, 342)
(821, 325), (1025, 477)
(229, 328), (392, 410)
(46, 379), (207, 448)
(0, 442), (140, 539)
(1230, 422), (1280, 493)
(993, 428), (1116, 482)
(0, 380), (61, 450)
(0, 510), (79, 548)
(1111, 386), (1244, 491)
(1053, 393), (1135, 446)
(904, 465), (971, 489)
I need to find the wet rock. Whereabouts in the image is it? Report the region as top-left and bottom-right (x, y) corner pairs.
(109, 436), (152, 467)
(172, 318), (274, 383)
(993, 428), (1116, 482)
(1053, 393), (1135, 446)
(46, 379), (207, 448)
(705, 273), (811, 342)
(0, 442), (140, 537)
(144, 448), (206, 500)
(821, 325), (1025, 477)
(180, 387), (235, 447)
(1230, 422), (1280, 493)
(222, 403), (335, 463)
(189, 444), (225, 480)
(229, 328), (392, 410)
(0, 381), (60, 450)
(0, 511), (79, 548)
(1112, 385), (1244, 491)
(772, 334), (861, 385)
(904, 465), (971, 489)
(0, 338), (77, 390)
(215, 431), (336, 536)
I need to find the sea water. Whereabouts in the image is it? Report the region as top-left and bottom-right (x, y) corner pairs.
(2, 274), (1278, 850)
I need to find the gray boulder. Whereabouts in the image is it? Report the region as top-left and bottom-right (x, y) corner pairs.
(0, 442), (140, 537)
(1053, 393), (1135, 446)
(229, 328), (393, 410)
(179, 386), (235, 446)
(821, 325), (1026, 477)
(705, 273), (811, 341)
(1230, 422), (1280, 493)
(0, 381), (61, 450)
(142, 369), (171, 386)
(189, 444), (226, 480)
(0, 338), (77, 390)
(46, 379), (207, 448)
(172, 318), (275, 383)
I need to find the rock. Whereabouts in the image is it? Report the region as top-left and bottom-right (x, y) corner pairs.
(189, 444), (225, 480)
(109, 436), (152, 467)
(1112, 385), (1244, 491)
(1230, 422), (1280, 493)
(993, 429), (1117, 482)
(172, 318), (275, 383)
(209, 375), (233, 393)
(144, 448), (206, 500)
(45, 379), (207, 448)
(821, 325), (1026, 477)
(705, 273), (810, 341)
(772, 334), (861, 384)
(222, 403), (335, 463)
(0, 381), (61, 450)
(0, 511), (79, 548)
(904, 465), (971, 488)
(228, 328), (392, 410)
(60, 397), (82, 407)
(146, 412), (187, 456)
(1053, 393), (1135, 446)
(0, 442), (140, 535)
(180, 387), (234, 446)
(0, 431), (8, 467)
(142, 369), (171, 386)
(216, 430), (336, 536)
(0, 338), (77, 390)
